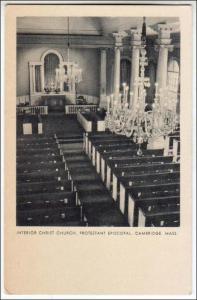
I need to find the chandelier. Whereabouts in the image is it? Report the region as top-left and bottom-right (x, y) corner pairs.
(55, 17), (82, 91)
(105, 18), (179, 155)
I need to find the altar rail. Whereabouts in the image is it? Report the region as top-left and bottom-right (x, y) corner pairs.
(65, 105), (98, 115)
(17, 106), (48, 115)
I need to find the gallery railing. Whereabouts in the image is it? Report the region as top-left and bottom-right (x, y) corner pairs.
(65, 105), (98, 114)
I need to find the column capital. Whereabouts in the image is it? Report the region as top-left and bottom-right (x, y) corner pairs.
(155, 44), (174, 52)
(130, 27), (142, 47)
(155, 23), (173, 46)
(112, 31), (127, 47)
(100, 47), (108, 52)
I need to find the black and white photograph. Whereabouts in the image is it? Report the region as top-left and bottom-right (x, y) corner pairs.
(16, 16), (181, 227)
(3, 1), (196, 297)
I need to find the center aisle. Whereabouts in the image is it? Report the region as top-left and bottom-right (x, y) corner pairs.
(56, 133), (129, 227)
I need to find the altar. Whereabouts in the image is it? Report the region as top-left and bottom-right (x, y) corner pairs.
(29, 49), (82, 107)
(41, 94), (70, 112)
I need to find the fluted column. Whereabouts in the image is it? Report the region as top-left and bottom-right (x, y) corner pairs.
(112, 32), (127, 102)
(129, 28), (142, 108)
(155, 24), (174, 106)
(99, 48), (107, 108)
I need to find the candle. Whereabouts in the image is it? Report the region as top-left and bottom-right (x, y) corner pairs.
(122, 82), (126, 98)
(107, 96), (110, 113)
(110, 94), (114, 109)
(125, 85), (129, 103)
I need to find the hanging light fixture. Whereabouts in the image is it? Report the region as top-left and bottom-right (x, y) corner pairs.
(105, 17), (179, 155)
(55, 17), (82, 93)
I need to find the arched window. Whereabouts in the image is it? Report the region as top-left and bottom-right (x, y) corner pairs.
(167, 59), (180, 92)
(44, 53), (60, 88)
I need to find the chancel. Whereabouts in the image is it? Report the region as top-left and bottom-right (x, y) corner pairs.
(16, 16), (180, 227)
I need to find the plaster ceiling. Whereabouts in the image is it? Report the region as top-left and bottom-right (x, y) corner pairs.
(17, 17), (180, 36)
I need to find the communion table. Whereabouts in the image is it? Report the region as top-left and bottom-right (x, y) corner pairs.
(41, 94), (66, 112)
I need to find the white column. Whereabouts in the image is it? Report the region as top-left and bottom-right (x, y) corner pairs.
(100, 48), (107, 108)
(41, 63), (44, 92)
(112, 32), (127, 102)
(155, 24), (174, 101)
(29, 63), (34, 95)
(113, 46), (121, 101)
(129, 28), (142, 108)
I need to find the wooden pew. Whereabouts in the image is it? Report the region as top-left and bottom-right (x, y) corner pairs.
(17, 191), (77, 210)
(17, 179), (72, 195)
(86, 133), (131, 157)
(17, 206), (82, 226)
(103, 155), (172, 189)
(99, 149), (164, 182)
(17, 137), (54, 143)
(17, 155), (63, 165)
(164, 133), (180, 156)
(17, 144), (58, 150)
(17, 148), (60, 156)
(138, 204), (180, 227)
(173, 139), (180, 162)
(118, 173), (179, 213)
(108, 162), (179, 190)
(17, 139), (55, 145)
(128, 194), (179, 227)
(17, 169), (69, 183)
(120, 182), (180, 227)
(93, 144), (138, 169)
(91, 141), (136, 160)
(17, 161), (66, 174)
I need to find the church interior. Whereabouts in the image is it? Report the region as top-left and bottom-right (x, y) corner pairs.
(16, 17), (180, 227)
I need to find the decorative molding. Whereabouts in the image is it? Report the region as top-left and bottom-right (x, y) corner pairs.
(112, 31), (127, 47)
(40, 49), (64, 63)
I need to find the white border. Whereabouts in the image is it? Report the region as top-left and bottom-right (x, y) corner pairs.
(1, 1), (196, 299)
